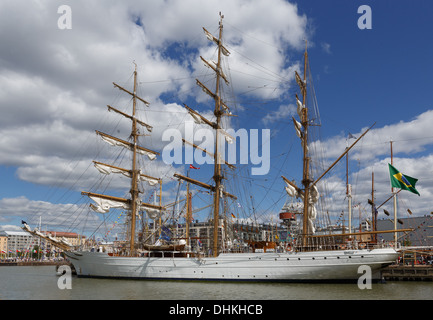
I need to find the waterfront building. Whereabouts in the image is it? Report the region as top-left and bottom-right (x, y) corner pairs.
(377, 215), (433, 247)
(0, 229), (85, 256)
(42, 231), (85, 247)
(0, 233), (7, 257)
(141, 218), (290, 254)
(0, 230), (35, 255)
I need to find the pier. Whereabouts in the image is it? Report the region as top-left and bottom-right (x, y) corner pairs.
(0, 260), (68, 267)
(382, 265), (433, 281)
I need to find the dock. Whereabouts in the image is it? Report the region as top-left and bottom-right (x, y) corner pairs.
(0, 260), (68, 267)
(382, 265), (433, 281)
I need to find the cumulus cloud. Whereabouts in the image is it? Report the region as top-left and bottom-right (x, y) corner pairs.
(1, 0), (432, 236)
(309, 111), (433, 222)
(0, 0), (310, 228)
(312, 110), (433, 163)
(0, 196), (98, 231)
(262, 104), (297, 125)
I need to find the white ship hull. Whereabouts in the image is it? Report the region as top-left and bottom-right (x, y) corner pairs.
(65, 248), (399, 282)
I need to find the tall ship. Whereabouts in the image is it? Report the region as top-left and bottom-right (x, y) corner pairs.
(23, 14), (404, 282)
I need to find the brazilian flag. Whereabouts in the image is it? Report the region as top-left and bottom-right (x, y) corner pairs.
(388, 164), (420, 196)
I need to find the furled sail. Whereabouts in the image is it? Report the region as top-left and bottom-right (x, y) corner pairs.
(293, 118), (302, 138)
(89, 195), (130, 213)
(285, 183), (298, 198)
(94, 162), (131, 178)
(139, 173), (159, 186)
(94, 161), (160, 186)
(146, 207), (164, 220)
(292, 117), (308, 152)
(307, 185), (319, 234)
(284, 179), (319, 234)
(188, 110), (208, 125)
(201, 56), (229, 85)
(97, 131), (157, 160)
(296, 95), (305, 118)
(203, 27), (230, 56)
(186, 106), (234, 144)
(295, 71), (305, 90)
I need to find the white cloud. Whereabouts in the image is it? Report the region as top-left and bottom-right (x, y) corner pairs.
(1, 0), (432, 236)
(310, 114), (433, 221)
(312, 110), (433, 163)
(262, 104), (297, 125)
(0, 0), (310, 228)
(321, 42), (331, 54)
(0, 196), (98, 231)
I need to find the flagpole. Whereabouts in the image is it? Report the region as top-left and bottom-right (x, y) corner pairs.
(390, 140), (398, 246)
(186, 168), (190, 246)
(346, 144), (351, 238)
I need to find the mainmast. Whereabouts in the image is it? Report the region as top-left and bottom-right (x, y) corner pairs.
(175, 13), (236, 257)
(211, 13), (224, 258)
(82, 64), (165, 256)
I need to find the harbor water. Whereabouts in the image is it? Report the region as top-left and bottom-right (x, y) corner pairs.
(1, 265), (432, 300)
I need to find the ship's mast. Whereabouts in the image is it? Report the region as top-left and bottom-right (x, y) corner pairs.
(300, 43), (311, 247)
(175, 13), (236, 257)
(283, 43), (376, 249)
(212, 13), (224, 258)
(129, 63), (139, 254)
(82, 63), (165, 256)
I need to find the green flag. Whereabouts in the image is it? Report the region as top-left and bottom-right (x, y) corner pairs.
(388, 164), (420, 196)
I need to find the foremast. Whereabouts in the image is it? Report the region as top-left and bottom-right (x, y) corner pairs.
(82, 63), (165, 256)
(175, 13), (236, 257)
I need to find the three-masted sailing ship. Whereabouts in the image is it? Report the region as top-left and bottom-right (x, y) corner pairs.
(24, 14), (402, 282)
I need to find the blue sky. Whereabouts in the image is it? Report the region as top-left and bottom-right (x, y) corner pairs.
(0, 0), (432, 239)
(301, 0), (433, 136)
